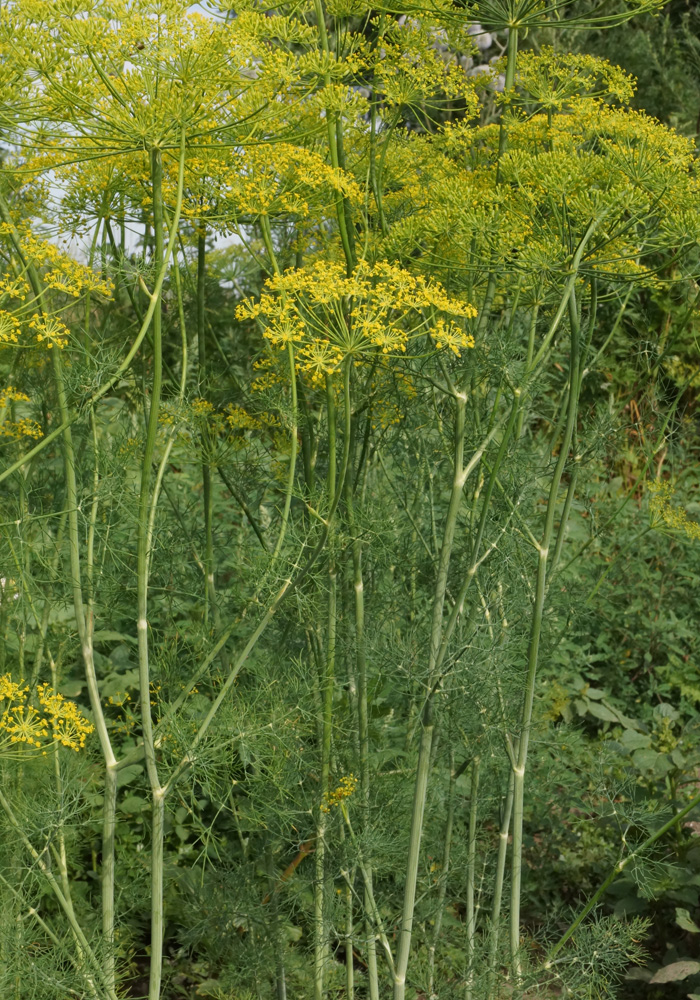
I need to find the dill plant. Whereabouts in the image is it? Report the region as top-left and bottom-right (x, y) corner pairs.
(0, 0), (698, 999)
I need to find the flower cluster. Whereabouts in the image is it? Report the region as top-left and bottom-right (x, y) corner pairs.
(0, 387), (42, 441)
(0, 312), (21, 344)
(386, 71), (697, 296)
(320, 773), (358, 814)
(0, 225), (113, 299)
(0, 675), (94, 756)
(28, 316), (70, 349)
(37, 684), (95, 750)
(237, 259), (477, 386)
(505, 49), (636, 112)
(1, 417), (43, 441)
(0, 386), (30, 409)
(0, 275), (29, 301)
(649, 481), (700, 543)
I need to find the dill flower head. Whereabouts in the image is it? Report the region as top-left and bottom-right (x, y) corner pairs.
(0, 676), (93, 758)
(1, 704), (49, 748)
(320, 773), (358, 813)
(237, 258), (477, 386)
(37, 683), (95, 750)
(0, 386), (30, 407)
(0, 311), (21, 344)
(28, 316), (70, 350)
(648, 481), (700, 543)
(0, 418), (43, 441)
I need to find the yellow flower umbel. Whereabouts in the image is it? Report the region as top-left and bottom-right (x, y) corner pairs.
(649, 481), (700, 543)
(0, 312), (21, 344)
(28, 316), (70, 350)
(320, 773), (358, 814)
(0, 386), (42, 441)
(0, 675), (94, 757)
(237, 259), (477, 386)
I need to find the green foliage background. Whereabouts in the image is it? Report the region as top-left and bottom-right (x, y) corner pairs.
(0, 1), (699, 999)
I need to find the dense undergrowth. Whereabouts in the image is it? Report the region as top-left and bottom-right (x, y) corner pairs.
(0, 1), (699, 998)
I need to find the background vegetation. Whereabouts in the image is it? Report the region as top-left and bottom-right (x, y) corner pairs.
(0, 1), (699, 998)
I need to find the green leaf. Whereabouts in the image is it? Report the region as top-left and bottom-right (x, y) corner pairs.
(93, 630), (137, 645)
(653, 754), (673, 777)
(620, 729), (651, 751)
(676, 908), (700, 934)
(58, 679), (84, 697)
(586, 701), (620, 722)
(632, 747), (661, 771)
(195, 980), (226, 997)
(585, 687), (606, 700)
(117, 764), (143, 788)
(650, 961), (700, 983)
(119, 795), (149, 814)
(101, 669), (139, 698)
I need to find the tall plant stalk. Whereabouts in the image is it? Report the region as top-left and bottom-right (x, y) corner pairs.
(196, 226), (216, 624)
(509, 289), (583, 986)
(428, 750), (455, 997)
(314, 376), (338, 1000)
(465, 756), (481, 1000)
(393, 393), (466, 1000)
(137, 145), (167, 1000)
(344, 433), (379, 999)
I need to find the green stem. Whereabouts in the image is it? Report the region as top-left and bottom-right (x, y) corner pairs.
(428, 750), (455, 998)
(1, 185), (122, 995)
(487, 773), (514, 994)
(260, 215), (298, 568)
(497, 26), (519, 162)
(393, 395), (466, 1000)
(315, 378), (338, 1000)
(465, 757), (481, 1000)
(312, 0), (355, 273)
(545, 787), (700, 967)
(137, 145), (167, 1000)
(196, 226), (216, 624)
(510, 288), (582, 987)
(345, 451), (379, 1000)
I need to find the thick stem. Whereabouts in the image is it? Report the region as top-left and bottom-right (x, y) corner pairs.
(196, 227), (216, 623)
(465, 757), (481, 1000)
(487, 773), (514, 995)
(393, 395), (466, 1000)
(315, 379), (338, 1000)
(394, 717), (434, 1000)
(345, 463), (379, 999)
(510, 289), (581, 986)
(138, 146), (166, 1000)
(428, 750), (455, 998)
(497, 26), (519, 161)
